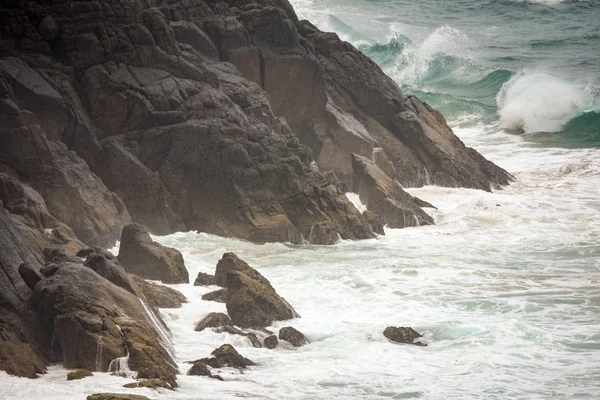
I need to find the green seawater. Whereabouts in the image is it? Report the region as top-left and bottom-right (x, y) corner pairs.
(294, 0), (600, 146)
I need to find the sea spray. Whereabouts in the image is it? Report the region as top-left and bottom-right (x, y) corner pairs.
(108, 325), (135, 378)
(95, 337), (103, 371)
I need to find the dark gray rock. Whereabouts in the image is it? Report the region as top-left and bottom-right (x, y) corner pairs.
(202, 288), (227, 303)
(18, 263), (42, 290)
(383, 326), (427, 346)
(118, 224), (189, 284)
(278, 326), (308, 347)
(264, 335), (278, 349)
(195, 312), (232, 332)
(194, 271), (216, 286)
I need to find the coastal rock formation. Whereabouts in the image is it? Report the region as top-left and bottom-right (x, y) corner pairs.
(83, 249), (137, 294)
(118, 224), (189, 284)
(215, 252), (269, 287)
(278, 326), (309, 347)
(128, 273), (186, 310)
(0, 206), (49, 378)
(212, 325), (263, 348)
(32, 263), (178, 385)
(352, 155), (434, 229)
(195, 312), (232, 332)
(123, 379), (172, 390)
(67, 369), (93, 381)
(200, 344), (255, 369)
(383, 326), (427, 346)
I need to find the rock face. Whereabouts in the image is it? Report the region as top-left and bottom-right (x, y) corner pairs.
(278, 326), (308, 347)
(383, 326), (427, 346)
(352, 155), (434, 229)
(226, 269), (299, 329)
(118, 224), (189, 284)
(0, 206), (49, 378)
(32, 263), (178, 385)
(215, 252), (269, 287)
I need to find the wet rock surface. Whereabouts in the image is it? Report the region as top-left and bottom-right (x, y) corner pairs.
(67, 369), (93, 381)
(264, 335), (279, 349)
(87, 395), (150, 400)
(195, 313), (233, 332)
(222, 253), (299, 328)
(202, 289), (228, 303)
(118, 224), (189, 284)
(128, 273), (186, 310)
(279, 327), (309, 347)
(383, 326), (427, 346)
(194, 272), (216, 286)
(123, 379), (173, 390)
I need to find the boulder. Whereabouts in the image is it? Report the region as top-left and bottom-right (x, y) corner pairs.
(278, 326), (308, 347)
(38, 15), (59, 41)
(264, 335), (278, 349)
(0, 206), (49, 378)
(118, 224), (189, 284)
(67, 369), (93, 380)
(215, 252), (269, 287)
(194, 272), (216, 286)
(128, 273), (186, 310)
(123, 379), (172, 390)
(32, 264), (178, 385)
(195, 313), (232, 332)
(83, 250), (137, 295)
(226, 269), (299, 328)
(383, 326), (427, 346)
(352, 154), (434, 229)
(212, 325), (262, 348)
(200, 344), (255, 369)
(202, 288), (227, 303)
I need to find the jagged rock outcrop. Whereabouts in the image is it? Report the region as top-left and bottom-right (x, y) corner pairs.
(202, 288), (227, 303)
(117, 224), (189, 284)
(352, 154), (434, 229)
(194, 271), (216, 286)
(67, 369), (93, 381)
(83, 248), (137, 294)
(32, 263), (178, 385)
(0, 206), (49, 378)
(383, 326), (427, 346)
(199, 344), (255, 369)
(226, 267), (299, 328)
(215, 252), (268, 287)
(278, 326), (308, 347)
(0, 0), (511, 248)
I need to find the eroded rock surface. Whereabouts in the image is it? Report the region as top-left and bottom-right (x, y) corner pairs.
(118, 224), (189, 284)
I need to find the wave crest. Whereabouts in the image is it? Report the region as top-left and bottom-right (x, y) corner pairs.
(496, 72), (596, 133)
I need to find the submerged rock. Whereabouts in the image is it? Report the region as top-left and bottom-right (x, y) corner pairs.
(383, 326), (427, 346)
(278, 327), (308, 347)
(123, 379), (173, 390)
(118, 224), (189, 284)
(202, 344), (255, 369)
(67, 369), (93, 381)
(87, 395), (150, 400)
(264, 335), (278, 349)
(194, 272), (216, 286)
(195, 313), (233, 332)
(187, 361), (211, 377)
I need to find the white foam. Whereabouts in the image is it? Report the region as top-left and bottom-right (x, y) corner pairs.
(345, 192), (367, 213)
(497, 71), (594, 133)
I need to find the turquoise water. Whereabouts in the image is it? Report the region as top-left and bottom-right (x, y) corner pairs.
(294, 0), (600, 146)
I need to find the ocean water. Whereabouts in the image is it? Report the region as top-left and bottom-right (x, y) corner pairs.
(2, 1), (600, 399)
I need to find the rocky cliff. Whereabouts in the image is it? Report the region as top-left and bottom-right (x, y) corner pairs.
(0, 0), (513, 380)
(0, 0), (511, 249)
